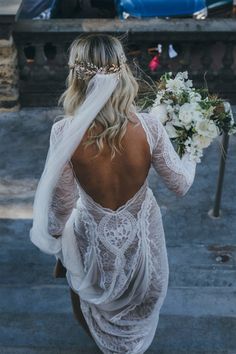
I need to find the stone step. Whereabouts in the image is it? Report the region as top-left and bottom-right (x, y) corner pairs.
(1, 219), (235, 270)
(0, 109), (235, 354)
(162, 287), (236, 317)
(0, 348), (99, 354)
(0, 313), (96, 350)
(0, 312), (235, 352)
(0, 285), (235, 318)
(0, 348), (233, 354)
(1, 261), (235, 287)
(0, 348), (98, 354)
(0, 285), (235, 351)
(0, 218), (236, 287)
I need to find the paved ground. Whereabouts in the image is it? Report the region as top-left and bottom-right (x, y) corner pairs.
(0, 107), (236, 354)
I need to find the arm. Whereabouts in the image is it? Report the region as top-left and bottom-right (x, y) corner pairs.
(152, 118), (196, 196)
(48, 121), (79, 237)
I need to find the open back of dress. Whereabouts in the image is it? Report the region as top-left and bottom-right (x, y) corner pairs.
(44, 112), (196, 354)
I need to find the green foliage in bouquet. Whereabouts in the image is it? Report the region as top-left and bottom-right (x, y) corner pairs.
(198, 96), (234, 134)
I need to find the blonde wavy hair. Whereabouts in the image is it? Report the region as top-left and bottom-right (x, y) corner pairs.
(59, 34), (139, 158)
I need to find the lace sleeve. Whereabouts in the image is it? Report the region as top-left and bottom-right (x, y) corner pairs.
(151, 117), (196, 196)
(48, 120), (79, 237)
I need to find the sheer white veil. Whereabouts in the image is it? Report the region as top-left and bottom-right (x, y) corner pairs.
(30, 73), (120, 255)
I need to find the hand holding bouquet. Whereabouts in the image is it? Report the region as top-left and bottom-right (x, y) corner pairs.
(148, 72), (236, 163)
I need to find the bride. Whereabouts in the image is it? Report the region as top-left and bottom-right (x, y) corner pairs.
(30, 34), (196, 354)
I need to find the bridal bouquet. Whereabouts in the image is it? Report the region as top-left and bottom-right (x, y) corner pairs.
(148, 71), (236, 163)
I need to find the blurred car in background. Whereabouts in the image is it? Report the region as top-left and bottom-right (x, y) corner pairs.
(116, 0), (207, 19)
(19, 0), (55, 19)
(19, 0), (233, 19)
(116, 0), (233, 19)
(207, 0), (233, 16)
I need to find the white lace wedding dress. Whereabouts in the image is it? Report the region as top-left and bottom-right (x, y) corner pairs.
(45, 112), (196, 354)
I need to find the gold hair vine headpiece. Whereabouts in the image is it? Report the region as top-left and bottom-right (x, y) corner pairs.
(69, 53), (126, 80)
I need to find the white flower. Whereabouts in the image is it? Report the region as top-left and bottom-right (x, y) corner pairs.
(192, 134), (213, 149)
(168, 109), (184, 127)
(207, 121), (219, 138)
(184, 137), (203, 163)
(172, 72), (193, 90)
(166, 104), (175, 119)
(223, 102), (235, 126)
(163, 99), (173, 105)
(179, 103), (199, 130)
(165, 122), (179, 138)
(195, 119), (219, 139)
(172, 116), (184, 128)
(154, 91), (165, 105)
(176, 71), (188, 80)
(229, 126), (236, 135)
(184, 137), (192, 150)
(189, 91), (202, 103)
(150, 103), (169, 124)
(166, 78), (185, 94)
(191, 149), (203, 163)
(185, 79), (193, 89)
(191, 105), (204, 122)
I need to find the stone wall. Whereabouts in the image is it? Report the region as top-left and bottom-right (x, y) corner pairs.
(13, 18), (236, 107)
(0, 36), (19, 112)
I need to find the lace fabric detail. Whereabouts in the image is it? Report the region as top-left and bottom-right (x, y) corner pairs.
(73, 208), (92, 273)
(48, 117), (79, 236)
(97, 211), (137, 253)
(46, 113), (196, 353)
(50, 117), (71, 146)
(48, 163), (79, 236)
(138, 112), (196, 196)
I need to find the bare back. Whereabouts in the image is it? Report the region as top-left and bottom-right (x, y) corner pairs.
(71, 115), (151, 211)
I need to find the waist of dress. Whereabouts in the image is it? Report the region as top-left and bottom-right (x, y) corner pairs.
(76, 179), (152, 215)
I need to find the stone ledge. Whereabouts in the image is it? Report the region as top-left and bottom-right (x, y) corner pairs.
(13, 18), (236, 34)
(0, 0), (23, 23)
(0, 100), (20, 112)
(0, 36), (14, 47)
(0, 35), (19, 111)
